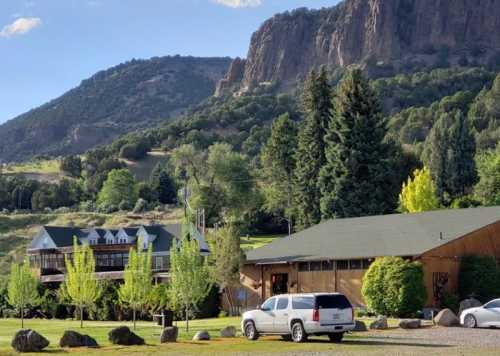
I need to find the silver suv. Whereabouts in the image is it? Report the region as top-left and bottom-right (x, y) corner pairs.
(241, 293), (355, 343)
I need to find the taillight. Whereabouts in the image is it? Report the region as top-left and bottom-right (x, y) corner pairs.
(313, 309), (319, 322)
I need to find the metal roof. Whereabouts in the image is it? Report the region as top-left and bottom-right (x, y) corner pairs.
(245, 207), (500, 264)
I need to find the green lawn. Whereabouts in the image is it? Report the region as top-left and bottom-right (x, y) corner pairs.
(0, 317), (497, 355)
(240, 235), (283, 251)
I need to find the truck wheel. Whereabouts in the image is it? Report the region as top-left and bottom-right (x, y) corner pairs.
(464, 314), (477, 328)
(328, 332), (344, 343)
(291, 321), (307, 343)
(244, 321), (259, 340)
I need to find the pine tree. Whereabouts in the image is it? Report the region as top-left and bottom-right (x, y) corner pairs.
(61, 238), (101, 328)
(7, 258), (39, 328)
(118, 239), (153, 330)
(261, 113), (298, 234)
(294, 66), (333, 229)
(150, 163), (177, 204)
(399, 167), (440, 213)
(168, 219), (212, 332)
(424, 110), (477, 204)
(319, 69), (396, 219)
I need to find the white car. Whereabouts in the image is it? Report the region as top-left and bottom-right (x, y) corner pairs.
(460, 299), (500, 328)
(241, 293), (355, 343)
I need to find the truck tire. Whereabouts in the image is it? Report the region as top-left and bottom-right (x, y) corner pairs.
(244, 320), (259, 340)
(291, 321), (307, 343)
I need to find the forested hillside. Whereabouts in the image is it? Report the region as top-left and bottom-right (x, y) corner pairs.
(0, 56), (231, 162)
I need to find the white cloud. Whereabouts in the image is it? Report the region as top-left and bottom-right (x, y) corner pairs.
(212, 0), (263, 8)
(0, 17), (42, 38)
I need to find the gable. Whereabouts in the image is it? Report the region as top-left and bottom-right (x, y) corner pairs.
(29, 229), (57, 250)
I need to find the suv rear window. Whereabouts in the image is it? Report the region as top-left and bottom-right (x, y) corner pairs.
(316, 295), (351, 310)
(292, 296), (315, 309)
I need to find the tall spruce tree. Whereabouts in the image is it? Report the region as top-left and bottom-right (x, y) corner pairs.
(424, 110), (477, 203)
(261, 113), (298, 234)
(319, 69), (396, 219)
(294, 66), (333, 229)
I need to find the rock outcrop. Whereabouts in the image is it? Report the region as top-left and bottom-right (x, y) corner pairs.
(160, 326), (178, 343)
(219, 0), (500, 92)
(108, 326), (145, 345)
(59, 330), (98, 348)
(435, 309), (460, 327)
(11, 329), (50, 353)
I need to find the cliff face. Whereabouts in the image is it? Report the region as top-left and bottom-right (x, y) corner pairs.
(222, 0), (500, 92)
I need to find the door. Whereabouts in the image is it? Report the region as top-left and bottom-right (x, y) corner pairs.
(481, 300), (500, 326)
(254, 297), (276, 333)
(271, 273), (288, 296)
(274, 296), (290, 333)
(316, 294), (353, 325)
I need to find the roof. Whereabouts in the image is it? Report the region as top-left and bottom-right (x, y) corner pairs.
(123, 227), (139, 236)
(245, 207), (500, 264)
(42, 226), (82, 247)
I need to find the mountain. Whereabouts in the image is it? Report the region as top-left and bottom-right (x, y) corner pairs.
(217, 0), (500, 94)
(0, 56), (231, 162)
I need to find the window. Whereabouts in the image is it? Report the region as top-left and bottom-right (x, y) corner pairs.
(350, 260), (363, 270)
(261, 298), (276, 311)
(316, 295), (351, 309)
(276, 297), (289, 310)
(292, 296), (314, 309)
(298, 262), (309, 272)
(336, 260), (349, 270)
(310, 261), (321, 271)
(322, 260), (334, 271)
(485, 300), (500, 309)
(362, 259), (372, 269)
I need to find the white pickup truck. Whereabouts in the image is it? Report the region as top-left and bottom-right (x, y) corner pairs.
(241, 293), (355, 343)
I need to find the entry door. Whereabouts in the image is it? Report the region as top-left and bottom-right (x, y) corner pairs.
(271, 273), (288, 295)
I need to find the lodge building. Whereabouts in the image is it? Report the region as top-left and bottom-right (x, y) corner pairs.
(27, 224), (209, 284)
(235, 207), (500, 310)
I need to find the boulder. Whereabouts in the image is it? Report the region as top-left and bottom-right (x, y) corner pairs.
(459, 298), (482, 316)
(192, 330), (210, 341)
(369, 315), (388, 330)
(220, 326), (237, 337)
(353, 320), (368, 332)
(399, 319), (421, 329)
(108, 326), (145, 345)
(59, 330), (98, 348)
(160, 326), (178, 343)
(434, 308), (459, 327)
(11, 329), (50, 353)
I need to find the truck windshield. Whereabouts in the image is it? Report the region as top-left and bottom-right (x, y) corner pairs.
(316, 295), (351, 309)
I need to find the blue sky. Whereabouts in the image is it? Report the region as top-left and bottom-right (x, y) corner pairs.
(0, 0), (338, 124)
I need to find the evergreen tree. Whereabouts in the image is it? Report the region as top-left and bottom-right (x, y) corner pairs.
(399, 167), (440, 213)
(61, 238), (101, 328)
(294, 66), (333, 229)
(261, 113), (298, 234)
(7, 258), (39, 328)
(150, 163), (177, 204)
(424, 110), (477, 203)
(118, 239), (153, 330)
(320, 69), (396, 219)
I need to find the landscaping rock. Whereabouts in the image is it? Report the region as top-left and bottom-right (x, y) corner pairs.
(11, 329), (50, 353)
(399, 319), (422, 329)
(59, 330), (98, 348)
(160, 326), (178, 343)
(459, 298), (482, 316)
(192, 330), (210, 341)
(435, 308), (460, 327)
(353, 320), (368, 332)
(369, 316), (388, 330)
(108, 326), (145, 345)
(220, 326), (237, 337)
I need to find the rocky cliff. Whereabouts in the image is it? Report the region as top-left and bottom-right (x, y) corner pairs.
(218, 0), (500, 94)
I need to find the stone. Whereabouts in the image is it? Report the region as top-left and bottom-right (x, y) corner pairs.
(434, 308), (460, 327)
(59, 330), (98, 348)
(353, 320), (367, 332)
(11, 329), (50, 353)
(220, 326), (237, 338)
(108, 326), (145, 345)
(160, 326), (178, 343)
(398, 319), (421, 329)
(459, 298), (482, 316)
(369, 316), (388, 330)
(192, 330), (210, 341)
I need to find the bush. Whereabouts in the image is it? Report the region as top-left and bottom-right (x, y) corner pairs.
(362, 257), (427, 317)
(132, 198), (147, 213)
(459, 255), (500, 302)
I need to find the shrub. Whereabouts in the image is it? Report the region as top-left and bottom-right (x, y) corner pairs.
(132, 198), (147, 213)
(362, 257), (426, 317)
(458, 255), (500, 302)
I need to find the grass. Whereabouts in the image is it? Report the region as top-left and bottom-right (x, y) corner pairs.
(0, 317), (498, 355)
(240, 235), (284, 251)
(2, 159), (61, 175)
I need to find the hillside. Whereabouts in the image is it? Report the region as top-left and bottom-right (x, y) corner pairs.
(217, 0), (500, 94)
(0, 56), (231, 163)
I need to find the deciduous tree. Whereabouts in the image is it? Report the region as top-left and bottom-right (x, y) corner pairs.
(97, 169), (138, 208)
(399, 167), (440, 213)
(7, 258), (39, 328)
